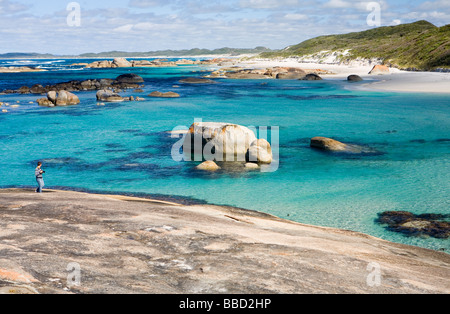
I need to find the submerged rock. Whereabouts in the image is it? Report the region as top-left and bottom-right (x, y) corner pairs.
(149, 91), (180, 98)
(310, 137), (349, 152)
(179, 77), (216, 84)
(310, 137), (381, 155)
(376, 211), (450, 239)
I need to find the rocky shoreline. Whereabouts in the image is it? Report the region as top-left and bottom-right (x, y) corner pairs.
(0, 188), (449, 294)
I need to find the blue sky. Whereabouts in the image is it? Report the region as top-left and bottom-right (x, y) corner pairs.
(0, 0), (448, 54)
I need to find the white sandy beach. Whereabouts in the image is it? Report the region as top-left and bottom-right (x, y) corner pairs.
(233, 58), (450, 94)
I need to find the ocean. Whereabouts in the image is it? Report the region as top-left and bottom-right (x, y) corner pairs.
(0, 58), (449, 251)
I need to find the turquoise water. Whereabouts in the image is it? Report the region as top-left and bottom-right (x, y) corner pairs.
(1, 59), (449, 251)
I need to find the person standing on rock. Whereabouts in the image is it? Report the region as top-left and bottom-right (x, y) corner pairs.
(35, 162), (45, 193)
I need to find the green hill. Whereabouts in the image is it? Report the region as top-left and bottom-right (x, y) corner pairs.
(260, 21), (450, 70)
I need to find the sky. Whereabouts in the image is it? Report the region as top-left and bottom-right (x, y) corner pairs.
(0, 0), (448, 54)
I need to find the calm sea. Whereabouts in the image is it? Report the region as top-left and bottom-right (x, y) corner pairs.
(1, 58), (449, 251)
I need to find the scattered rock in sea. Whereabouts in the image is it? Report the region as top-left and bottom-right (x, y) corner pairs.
(115, 73), (144, 84)
(300, 73), (323, 81)
(244, 162), (260, 169)
(376, 211), (450, 239)
(347, 75), (363, 82)
(196, 160), (221, 171)
(96, 90), (124, 103)
(37, 90), (80, 107)
(216, 66), (332, 80)
(0, 66), (46, 73)
(112, 57), (132, 68)
(310, 137), (350, 152)
(149, 91), (180, 98)
(225, 71), (268, 79)
(247, 139), (273, 164)
(3, 74), (144, 95)
(310, 137), (381, 155)
(179, 77), (216, 84)
(276, 69), (308, 80)
(369, 64), (390, 75)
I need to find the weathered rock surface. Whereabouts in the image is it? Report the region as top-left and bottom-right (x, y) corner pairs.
(0, 189), (449, 294)
(195, 160), (221, 171)
(247, 139), (273, 164)
(310, 137), (349, 152)
(216, 66), (332, 80)
(115, 74), (144, 84)
(300, 73), (323, 81)
(369, 64), (390, 75)
(348, 74), (364, 82)
(149, 91), (180, 98)
(310, 137), (382, 155)
(0, 66), (46, 73)
(37, 90), (80, 107)
(183, 122), (258, 160)
(112, 58), (132, 68)
(96, 90), (124, 103)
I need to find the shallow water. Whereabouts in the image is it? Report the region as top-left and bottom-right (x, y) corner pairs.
(1, 58), (449, 251)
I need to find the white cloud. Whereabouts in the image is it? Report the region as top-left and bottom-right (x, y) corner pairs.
(239, 0), (300, 9)
(283, 13), (308, 20)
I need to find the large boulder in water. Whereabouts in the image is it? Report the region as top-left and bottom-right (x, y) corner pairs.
(183, 122), (257, 160)
(247, 139), (273, 164)
(55, 90), (80, 106)
(38, 90), (79, 107)
(112, 58), (132, 68)
(300, 73), (323, 81)
(115, 74), (144, 84)
(96, 90), (124, 102)
(347, 75), (363, 82)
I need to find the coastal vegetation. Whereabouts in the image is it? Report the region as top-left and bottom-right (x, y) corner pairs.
(259, 20), (450, 71)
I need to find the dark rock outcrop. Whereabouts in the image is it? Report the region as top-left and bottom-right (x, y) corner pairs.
(348, 75), (363, 82)
(115, 74), (144, 84)
(4, 75), (145, 95)
(376, 211), (450, 239)
(179, 77), (216, 84)
(300, 73), (323, 81)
